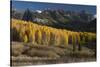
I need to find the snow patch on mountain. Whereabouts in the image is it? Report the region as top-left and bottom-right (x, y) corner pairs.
(36, 10), (42, 13)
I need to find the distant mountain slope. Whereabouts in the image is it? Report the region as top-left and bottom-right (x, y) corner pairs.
(86, 19), (96, 32)
(11, 9), (96, 32)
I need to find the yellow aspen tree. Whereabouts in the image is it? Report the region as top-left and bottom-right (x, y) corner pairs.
(46, 30), (50, 45)
(23, 34), (28, 43)
(41, 30), (46, 45)
(50, 32), (55, 46)
(64, 32), (68, 46)
(19, 28), (25, 42)
(59, 32), (65, 47)
(37, 30), (42, 44)
(72, 34), (76, 51)
(54, 31), (60, 46)
(77, 33), (82, 51)
(87, 33), (93, 42)
(67, 32), (72, 44)
(31, 30), (36, 44)
(28, 29), (33, 42)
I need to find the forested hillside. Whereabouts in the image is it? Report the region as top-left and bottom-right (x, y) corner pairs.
(11, 19), (96, 49)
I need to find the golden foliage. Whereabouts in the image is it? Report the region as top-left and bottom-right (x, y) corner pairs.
(11, 19), (96, 47)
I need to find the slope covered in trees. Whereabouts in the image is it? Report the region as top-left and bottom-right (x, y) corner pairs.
(11, 19), (96, 51)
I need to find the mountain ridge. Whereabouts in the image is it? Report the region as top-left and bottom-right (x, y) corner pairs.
(11, 8), (96, 32)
